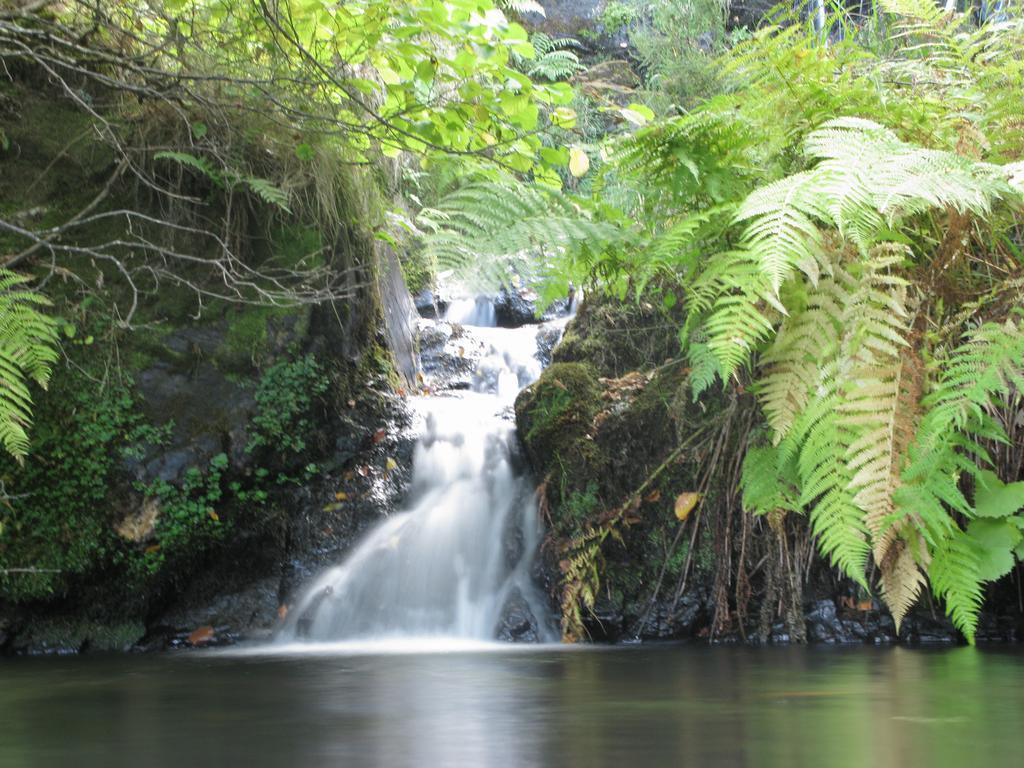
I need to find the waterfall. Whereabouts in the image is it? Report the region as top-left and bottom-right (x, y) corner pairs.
(280, 296), (565, 644)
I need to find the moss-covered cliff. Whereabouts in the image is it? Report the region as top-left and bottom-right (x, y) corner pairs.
(0, 77), (418, 654)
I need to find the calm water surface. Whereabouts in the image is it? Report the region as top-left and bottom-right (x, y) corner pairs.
(1, 644), (1021, 767)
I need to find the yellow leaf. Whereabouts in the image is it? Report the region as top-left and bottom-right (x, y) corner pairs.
(207, 509), (219, 522)
(385, 457), (398, 471)
(335, 491), (348, 501)
(569, 147), (590, 178)
(674, 492), (700, 521)
(188, 625), (215, 646)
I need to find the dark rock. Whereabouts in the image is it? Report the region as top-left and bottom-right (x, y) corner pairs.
(495, 590), (542, 642)
(806, 599), (841, 643)
(535, 323), (564, 368)
(574, 60), (641, 107)
(155, 576), (281, 643)
(584, 596), (626, 641)
(414, 289), (448, 319)
(728, 0), (777, 29)
(521, 0), (628, 52)
(416, 319), (478, 391)
(494, 287), (539, 327)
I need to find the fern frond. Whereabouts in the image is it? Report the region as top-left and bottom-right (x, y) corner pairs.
(0, 270), (59, 459)
(154, 150), (222, 184)
(790, 387), (871, 585)
(418, 180), (626, 291)
(757, 266), (851, 441)
(878, 532), (929, 632)
(929, 527), (984, 643)
(245, 177), (292, 213)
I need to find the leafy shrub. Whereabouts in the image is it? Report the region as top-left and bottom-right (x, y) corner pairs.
(247, 355), (329, 455)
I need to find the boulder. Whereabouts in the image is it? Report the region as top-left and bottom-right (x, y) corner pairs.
(495, 590), (543, 643)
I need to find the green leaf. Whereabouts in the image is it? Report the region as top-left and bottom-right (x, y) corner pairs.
(974, 470), (1024, 518)
(191, 121), (208, 140)
(550, 106), (577, 130)
(620, 104), (655, 126)
(295, 143), (315, 162)
(967, 518), (1021, 581)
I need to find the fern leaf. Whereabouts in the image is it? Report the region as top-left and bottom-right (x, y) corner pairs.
(0, 270), (59, 459)
(245, 177), (292, 213)
(929, 528), (984, 643)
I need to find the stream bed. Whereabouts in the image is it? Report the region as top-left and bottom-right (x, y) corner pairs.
(2, 644), (1023, 767)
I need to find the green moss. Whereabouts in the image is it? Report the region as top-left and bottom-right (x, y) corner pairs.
(15, 618), (146, 653)
(516, 362), (601, 462)
(399, 247), (434, 295)
(215, 304), (310, 371)
(560, 482), (601, 537)
(553, 296), (685, 378)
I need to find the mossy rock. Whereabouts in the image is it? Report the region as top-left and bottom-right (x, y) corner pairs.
(10, 618), (146, 654)
(553, 296), (684, 378)
(515, 362), (602, 483)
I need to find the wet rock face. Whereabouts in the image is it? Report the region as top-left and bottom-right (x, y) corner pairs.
(727, 0), (777, 29)
(413, 289), (449, 320)
(416, 319), (478, 390)
(495, 590), (542, 643)
(494, 287), (539, 327)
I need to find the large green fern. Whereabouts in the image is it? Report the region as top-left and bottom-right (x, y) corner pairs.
(701, 119), (1023, 640)
(0, 270), (59, 459)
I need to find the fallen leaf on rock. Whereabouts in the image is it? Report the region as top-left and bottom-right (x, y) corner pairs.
(188, 625), (215, 646)
(277, 605), (289, 621)
(644, 490), (662, 503)
(385, 457), (398, 471)
(357, 465), (370, 477)
(347, 399), (356, 408)
(334, 491), (348, 501)
(674, 492), (701, 521)
(372, 428), (387, 444)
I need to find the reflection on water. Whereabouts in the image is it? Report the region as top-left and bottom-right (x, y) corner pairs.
(1, 645), (1022, 767)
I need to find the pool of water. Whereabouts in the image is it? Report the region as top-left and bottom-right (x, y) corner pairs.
(1, 644), (1021, 767)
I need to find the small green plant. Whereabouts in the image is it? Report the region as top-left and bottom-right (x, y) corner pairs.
(247, 355), (329, 455)
(561, 482), (601, 533)
(138, 453), (230, 574)
(600, 1), (639, 33)
(0, 368), (142, 601)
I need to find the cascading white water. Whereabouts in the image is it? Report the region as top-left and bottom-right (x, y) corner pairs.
(280, 297), (563, 643)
